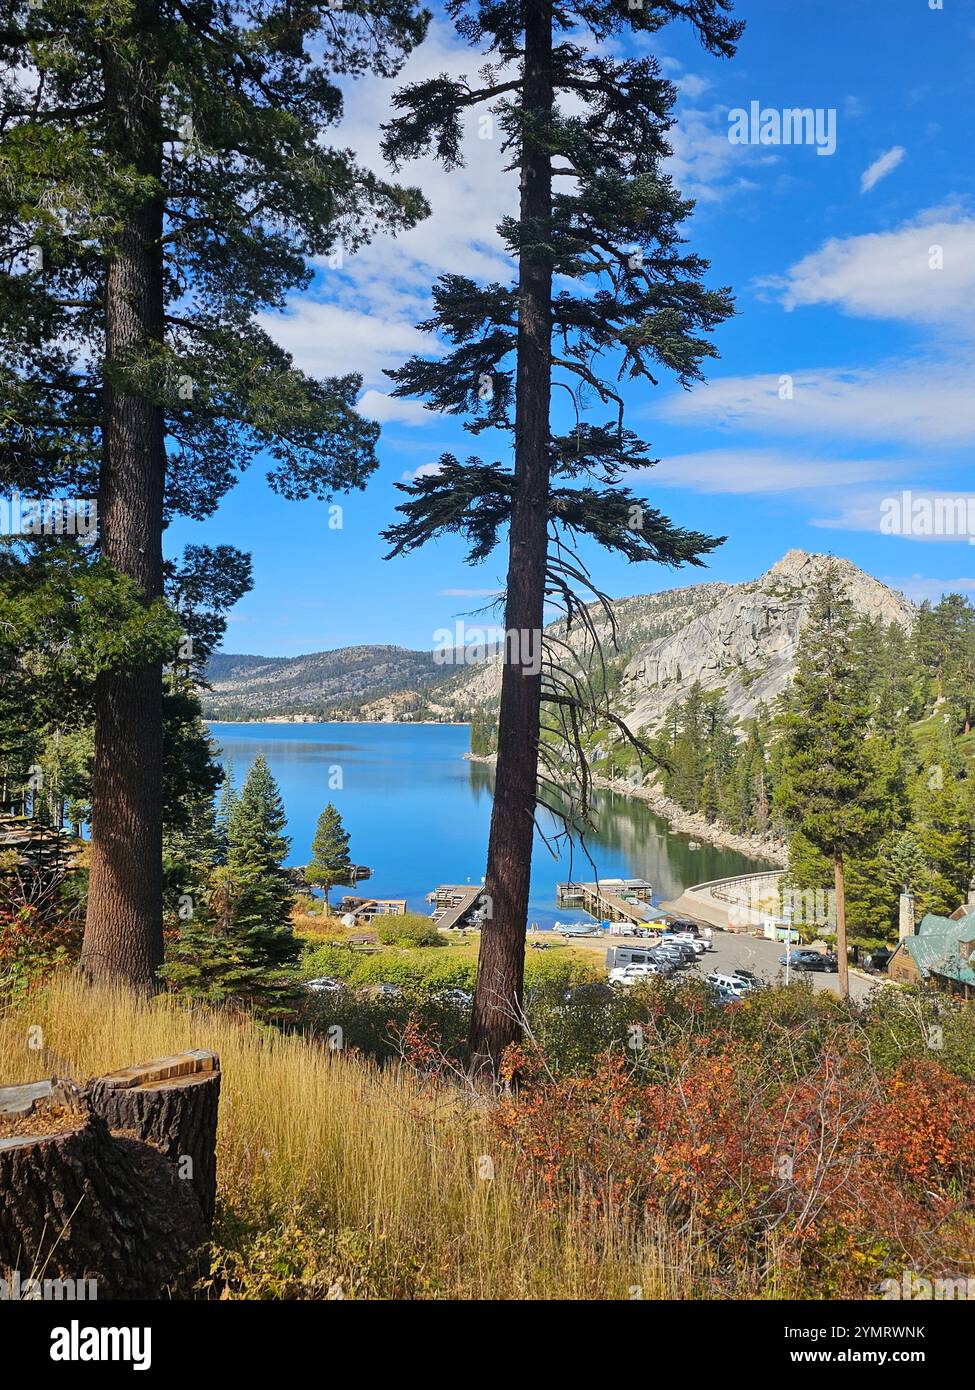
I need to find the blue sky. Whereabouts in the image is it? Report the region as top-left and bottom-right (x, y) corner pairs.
(167, 0), (975, 656)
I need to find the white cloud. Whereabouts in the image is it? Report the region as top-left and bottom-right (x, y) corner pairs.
(255, 300), (433, 386)
(628, 449), (908, 495)
(327, 19), (517, 291)
(763, 208), (975, 327)
(660, 361), (975, 447)
(668, 104), (767, 204)
(356, 390), (435, 426)
(882, 574), (975, 602)
(256, 20), (516, 386)
(860, 145), (905, 193)
(401, 461), (443, 482)
(810, 489), (975, 542)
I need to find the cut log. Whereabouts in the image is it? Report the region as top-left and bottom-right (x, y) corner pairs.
(0, 1085), (207, 1299)
(0, 1077), (83, 1117)
(85, 1050), (220, 1227)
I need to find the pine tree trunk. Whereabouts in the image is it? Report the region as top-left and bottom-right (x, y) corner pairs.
(468, 2), (553, 1079)
(81, 7), (166, 990)
(834, 849), (850, 1000)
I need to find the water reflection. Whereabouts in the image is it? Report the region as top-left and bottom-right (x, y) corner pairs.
(209, 722), (772, 927)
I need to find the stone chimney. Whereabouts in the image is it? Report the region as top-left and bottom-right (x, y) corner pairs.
(898, 891), (916, 942)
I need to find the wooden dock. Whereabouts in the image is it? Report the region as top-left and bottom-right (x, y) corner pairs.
(428, 884), (485, 931)
(556, 878), (654, 927)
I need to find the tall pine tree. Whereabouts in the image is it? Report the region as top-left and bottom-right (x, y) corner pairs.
(774, 564), (889, 996)
(1, 0), (428, 988)
(381, 0), (741, 1074)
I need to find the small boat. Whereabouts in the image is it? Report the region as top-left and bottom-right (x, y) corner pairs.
(554, 921), (600, 937)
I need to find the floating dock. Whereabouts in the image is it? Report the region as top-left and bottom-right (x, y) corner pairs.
(428, 884), (487, 931)
(556, 878), (654, 927)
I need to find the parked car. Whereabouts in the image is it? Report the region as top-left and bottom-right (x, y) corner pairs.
(609, 963), (663, 985)
(661, 941), (696, 958)
(375, 983), (401, 997)
(662, 932), (708, 955)
(730, 968), (761, 988)
(645, 958), (677, 978)
(305, 976), (344, 993)
(862, 948), (893, 974)
(668, 918), (701, 936)
(708, 971), (756, 996)
(779, 949), (836, 972)
(655, 946), (695, 967)
(433, 988), (473, 1007)
(706, 981), (742, 1005)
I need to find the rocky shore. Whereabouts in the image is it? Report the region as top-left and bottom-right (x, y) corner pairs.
(465, 753), (788, 866)
(592, 774), (788, 866)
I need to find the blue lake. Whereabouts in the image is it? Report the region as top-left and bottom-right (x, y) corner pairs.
(207, 721), (772, 926)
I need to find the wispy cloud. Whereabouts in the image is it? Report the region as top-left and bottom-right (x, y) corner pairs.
(660, 360), (975, 448)
(759, 207), (975, 328)
(882, 574), (975, 602)
(255, 300), (433, 387)
(860, 145), (905, 193)
(810, 489), (975, 541)
(626, 449), (908, 495)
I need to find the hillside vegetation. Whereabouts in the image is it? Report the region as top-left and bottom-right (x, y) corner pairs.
(4, 973), (974, 1300)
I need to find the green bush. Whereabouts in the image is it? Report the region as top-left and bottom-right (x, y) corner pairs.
(524, 948), (601, 998)
(300, 990), (470, 1061)
(300, 942), (475, 991)
(373, 914), (443, 947)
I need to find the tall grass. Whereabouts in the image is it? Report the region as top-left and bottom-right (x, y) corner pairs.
(0, 976), (762, 1299)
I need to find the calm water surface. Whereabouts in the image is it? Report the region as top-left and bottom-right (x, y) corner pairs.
(208, 722), (773, 926)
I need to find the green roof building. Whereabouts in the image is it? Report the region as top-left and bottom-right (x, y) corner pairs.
(888, 907), (975, 996)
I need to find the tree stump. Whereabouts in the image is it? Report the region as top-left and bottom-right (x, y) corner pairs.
(85, 1049), (220, 1227)
(0, 1079), (208, 1299)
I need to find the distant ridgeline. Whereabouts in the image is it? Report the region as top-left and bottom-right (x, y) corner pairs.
(203, 550), (916, 741)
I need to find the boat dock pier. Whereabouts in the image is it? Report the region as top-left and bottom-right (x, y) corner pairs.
(428, 884), (488, 931)
(556, 878), (654, 927)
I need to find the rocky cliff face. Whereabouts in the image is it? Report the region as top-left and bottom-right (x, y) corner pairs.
(615, 550), (914, 731)
(433, 580), (730, 713)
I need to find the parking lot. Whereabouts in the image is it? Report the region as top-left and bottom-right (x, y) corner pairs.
(565, 924), (878, 1002)
(685, 928), (876, 1001)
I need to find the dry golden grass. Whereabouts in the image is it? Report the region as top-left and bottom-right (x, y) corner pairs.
(290, 911), (350, 942)
(0, 975), (768, 1299)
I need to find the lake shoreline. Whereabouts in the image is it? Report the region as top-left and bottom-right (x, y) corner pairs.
(464, 752), (788, 868)
(206, 718), (470, 727)
(209, 721), (780, 922)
